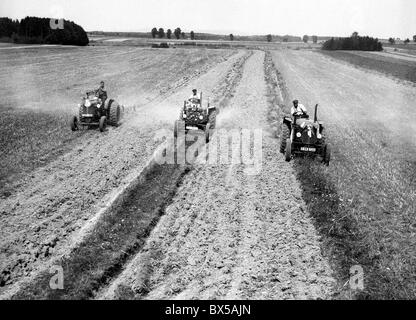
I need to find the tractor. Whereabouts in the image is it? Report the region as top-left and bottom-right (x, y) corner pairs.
(174, 92), (217, 143)
(280, 104), (331, 165)
(70, 90), (122, 132)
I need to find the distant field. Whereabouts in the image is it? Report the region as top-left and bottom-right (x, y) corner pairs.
(89, 36), (321, 50)
(383, 43), (416, 51)
(319, 50), (416, 83)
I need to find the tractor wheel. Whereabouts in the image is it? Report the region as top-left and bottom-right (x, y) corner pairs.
(205, 123), (211, 143)
(70, 116), (78, 131)
(78, 105), (83, 122)
(208, 110), (217, 129)
(280, 125), (290, 153)
(174, 120), (185, 138)
(285, 138), (292, 162)
(99, 116), (107, 132)
(109, 101), (121, 126)
(323, 144), (331, 166)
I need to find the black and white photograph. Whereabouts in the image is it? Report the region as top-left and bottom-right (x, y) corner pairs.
(0, 0), (415, 307)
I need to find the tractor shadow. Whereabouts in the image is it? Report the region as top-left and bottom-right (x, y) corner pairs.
(292, 158), (372, 299)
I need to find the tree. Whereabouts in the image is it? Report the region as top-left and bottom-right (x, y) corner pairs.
(151, 27), (157, 38)
(351, 31), (359, 38)
(181, 32), (185, 39)
(190, 31), (195, 40)
(229, 33), (234, 41)
(322, 35), (382, 51)
(312, 35), (318, 44)
(404, 38), (410, 44)
(266, 34), (272, 42)
(158, 28), (165, 38)
(167, 29), (172, 39)
(413, 35), (416, 42)
(388, 37), (395, 44)
(282, 36), (288, 42)
(302, 35), (309, 43)
(0, 18), (19, 38)
(174, 27), (181, 39)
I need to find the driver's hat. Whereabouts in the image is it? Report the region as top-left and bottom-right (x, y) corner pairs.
(192, 89), (197, 92)
(293, 99), (298, 104)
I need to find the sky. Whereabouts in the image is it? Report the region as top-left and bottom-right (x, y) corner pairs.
(1, 0), (415, 39)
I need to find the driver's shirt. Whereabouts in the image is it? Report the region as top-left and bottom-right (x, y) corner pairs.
(189, 93), (200, 100)
(291, 103), (307, 116)
(96, 88), (107, 101)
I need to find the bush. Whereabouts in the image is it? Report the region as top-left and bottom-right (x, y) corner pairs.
(322, 35), (382, 51)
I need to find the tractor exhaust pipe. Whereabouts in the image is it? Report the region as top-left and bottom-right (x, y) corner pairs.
(314, 104), (318, 122)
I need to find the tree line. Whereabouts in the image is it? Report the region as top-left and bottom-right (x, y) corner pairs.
(388, 36), (416, 45)
(151, 27), (196, 40)
(0, 17), (89, 46)
(322, 32), (382, 51)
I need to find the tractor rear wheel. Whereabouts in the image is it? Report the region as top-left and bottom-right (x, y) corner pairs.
(285, 138), (292, 162)
(323, 144), (331, 166)
(280, 125), (290, 153)
(99, 116), (107, 132)
(70, 116), (78, 131)
(109, 101), (121, 126)
(174, 120), (185, 138)
(205, 123), (211, 143)
(208, 110), (217, 129)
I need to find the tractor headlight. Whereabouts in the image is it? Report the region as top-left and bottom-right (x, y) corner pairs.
(317, 133), (322, 139)
(199, 115), (203, 120)
(85, 100), (91, 107)
(296, 132), (301, 138)
(183, 114), (187, 119)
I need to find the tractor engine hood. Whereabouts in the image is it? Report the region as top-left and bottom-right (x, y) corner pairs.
(83, 97), (101, 107)
(185, 109), (207, 122)
(298, 123), (318, 144)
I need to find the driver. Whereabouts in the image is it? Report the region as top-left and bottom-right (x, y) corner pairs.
(291, 99), (308, 125)
(95, 81), (107, 105)
(188, 89), (200, 102)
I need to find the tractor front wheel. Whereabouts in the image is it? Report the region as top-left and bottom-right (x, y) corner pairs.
(280, 125), (290, 153)
(323, 144), (331, 166)
(70, 116), (78, 131)
(99, 116), (107, 132)
(285, 138), (292, 162)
